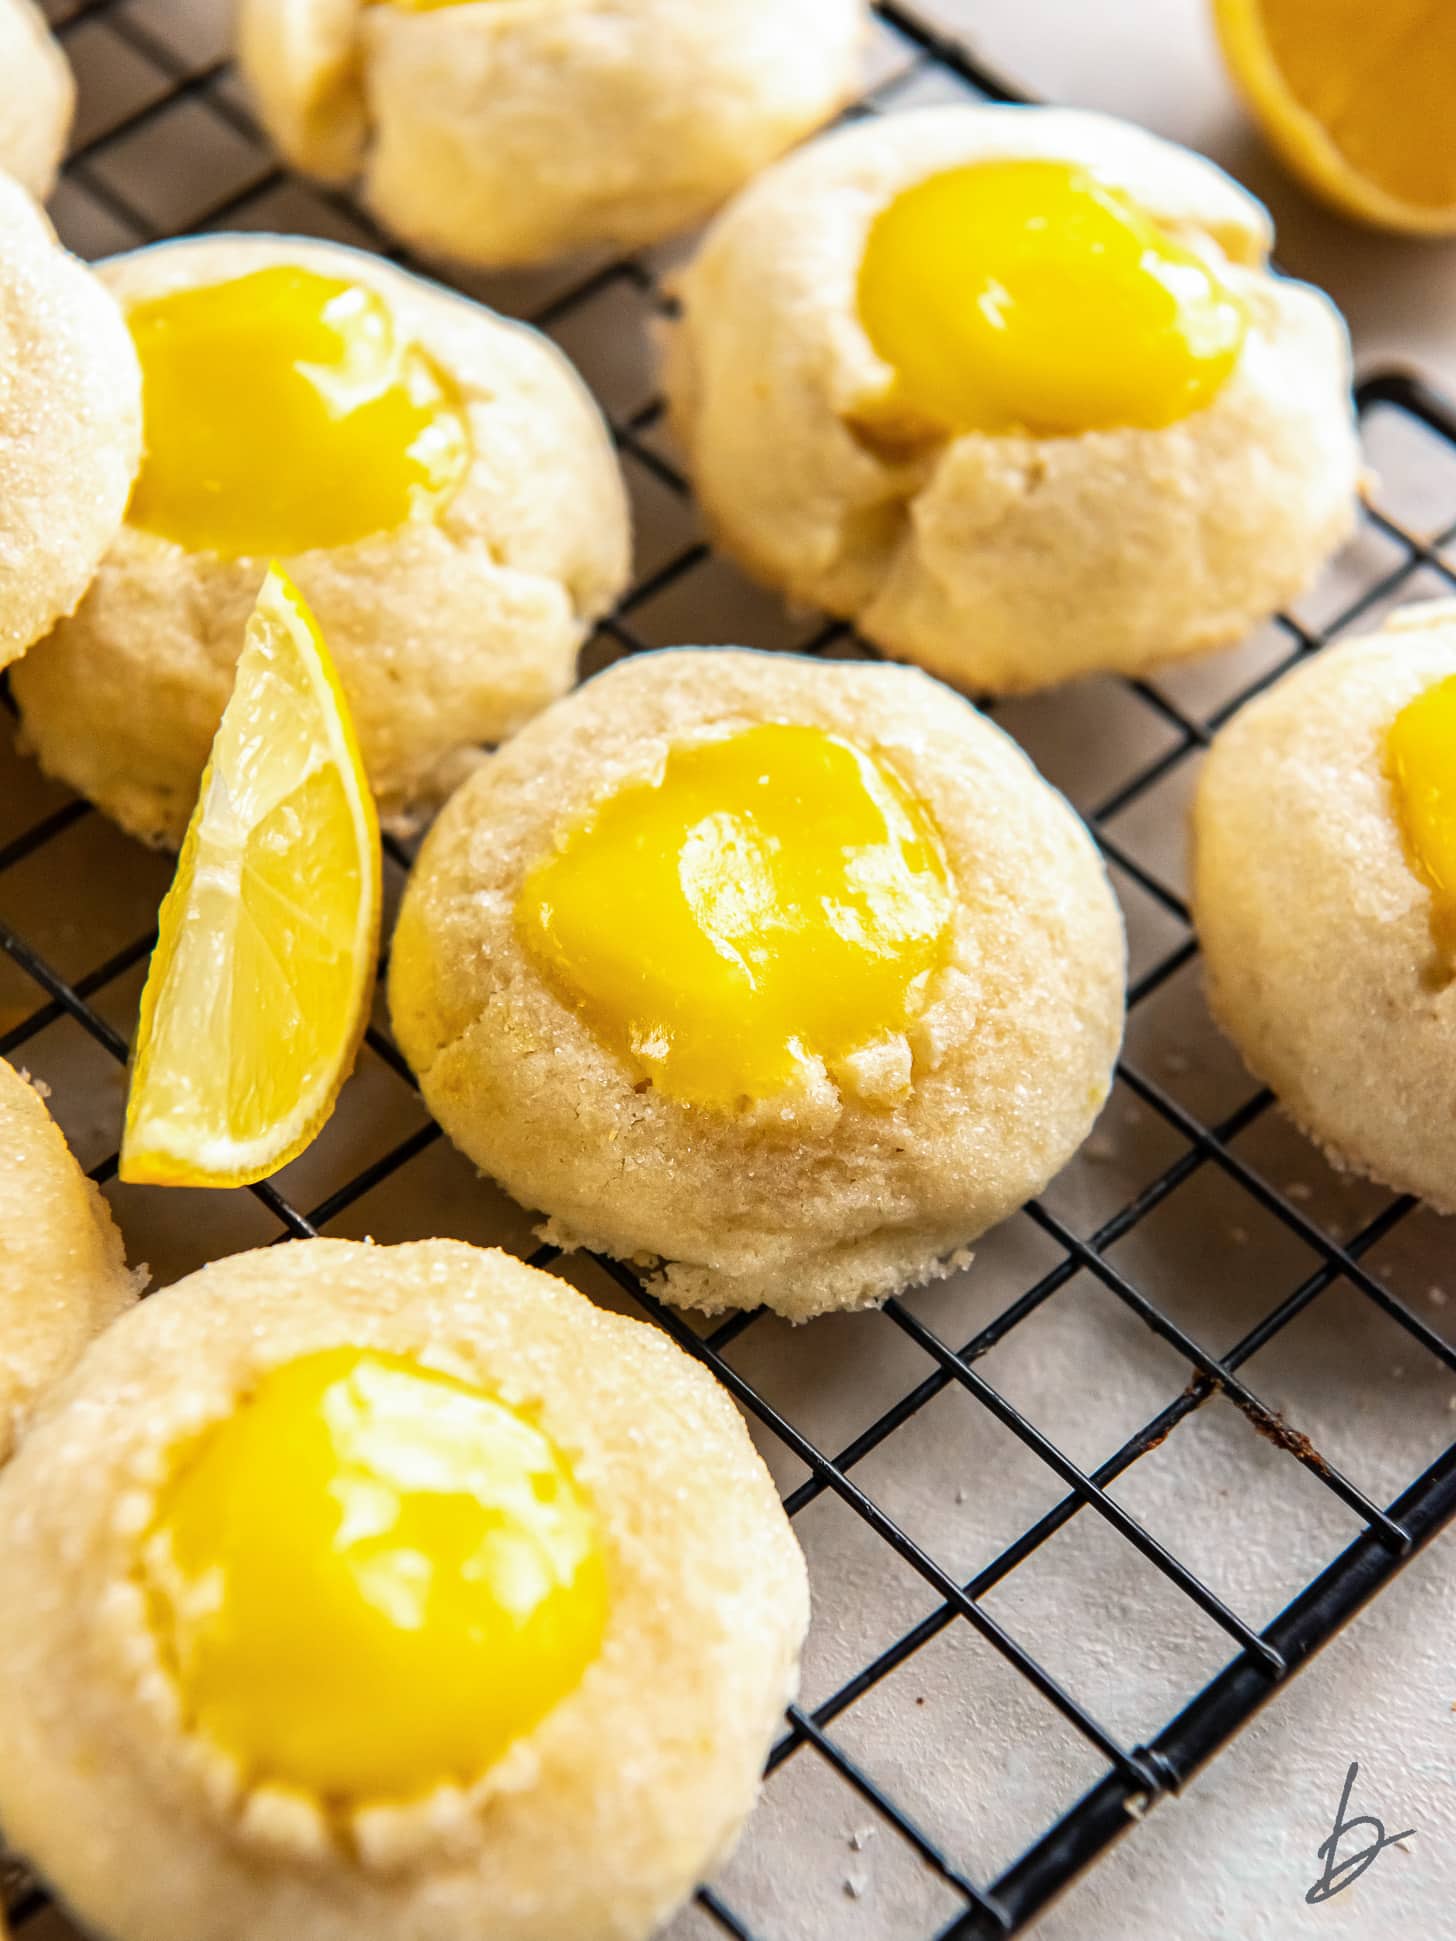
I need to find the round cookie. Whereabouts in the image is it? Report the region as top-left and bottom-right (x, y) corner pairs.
(1194, 600), (1456, 1208)
(389, 649), (1127, 1319)
(0, 0), (73, 199)
(665, 104), (1358, 694)
(238, 0), (868, 270)
(12, 231), (631, 847)
(0, 1058), (141, 1463)
(0, 1236), (807, 1941)
(0, 174), (141, 673)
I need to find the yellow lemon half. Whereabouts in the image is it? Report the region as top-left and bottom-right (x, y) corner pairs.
(121, 568), (381, 1187)
(1214, 0), (1456, 236)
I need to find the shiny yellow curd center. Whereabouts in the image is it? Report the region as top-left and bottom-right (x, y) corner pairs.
(515, 722), (955, 1109)
(1387, 673), (1456, 958)
(141, 1347), (607, 1805)
(856, 158), (1248, 436)
(126, 265), (470, 559)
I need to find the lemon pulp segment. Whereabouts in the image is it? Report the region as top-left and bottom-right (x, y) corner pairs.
(1216, 0), (1456, 230)
(515, 723), (955, 1109)
(1387, 673), (1456, 958)
(141, 1348), (608, 1804)
(856, 158), (1247, 437)
(125, 265), (470, 558)
(120, 568), (380, 1186)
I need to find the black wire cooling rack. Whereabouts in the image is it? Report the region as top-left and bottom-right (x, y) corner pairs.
(3, 3), (1456, 1936)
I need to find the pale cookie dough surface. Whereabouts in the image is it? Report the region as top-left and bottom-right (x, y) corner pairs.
(0, 1237), (808, 1941)
(0, 0), (73, 199)
(0, 1058), (141, 1464)
(1194, 600), (1456, 1209)
(0, 175), (141, 674)
(12, 231), (631, 847)
(239, 0), (869, 268)
(665, 104), (1359, 694)
(389, 649), (1127, 1320)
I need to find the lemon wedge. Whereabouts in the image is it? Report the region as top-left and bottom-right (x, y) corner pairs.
(120, 568), (381, 1188)
(1214, 0), (1456, 236)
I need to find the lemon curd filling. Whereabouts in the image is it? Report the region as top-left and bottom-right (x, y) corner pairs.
(141, 1347), (608, 1805)
(1387, 674), (1456, 960)
(125, 265), (470, 559)
(856, 158), (1248, 437)
(515, 722), (955, 1109)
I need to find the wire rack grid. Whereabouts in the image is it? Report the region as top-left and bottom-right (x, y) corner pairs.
(3, 2), (1456, 1937)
